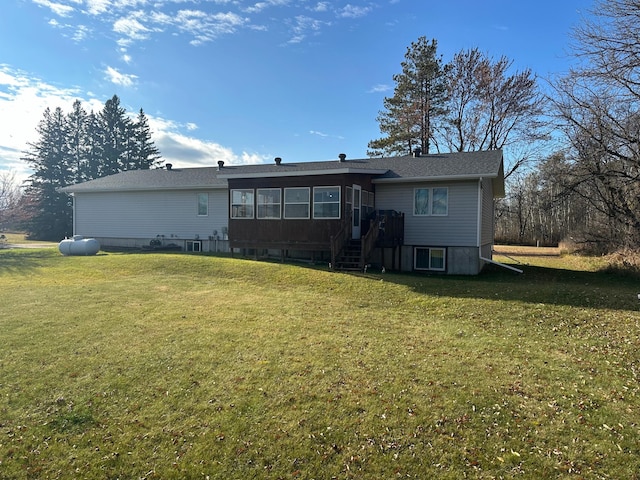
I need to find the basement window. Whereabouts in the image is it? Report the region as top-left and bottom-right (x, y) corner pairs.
(186, 240), (202, 252)
(414, 247), (446, 271)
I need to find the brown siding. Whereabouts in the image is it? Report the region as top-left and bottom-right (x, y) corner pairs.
(228, 173), (375, 250)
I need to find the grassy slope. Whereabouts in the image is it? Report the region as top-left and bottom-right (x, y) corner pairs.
(0, 249), (639, 479)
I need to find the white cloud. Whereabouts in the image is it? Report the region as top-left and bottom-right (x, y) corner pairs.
(0, 65), (269, 185)
(33, 0), (75, 17)
(338, 4), (372, 19)
(104, 66), (138, 87)
(313, 2), (329, 12)
(368, 83), (391, 93)
(309, 130), (328, 137)
(287, 15), (327, 44)
(113, 14), (153, 44)
(0, 66), (85, 183)
(84, 0), (111, 15)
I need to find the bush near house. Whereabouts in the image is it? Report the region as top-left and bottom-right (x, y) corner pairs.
(0, 249), (639, 478)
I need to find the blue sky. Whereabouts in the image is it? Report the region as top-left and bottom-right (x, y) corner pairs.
(1, 0), (592, 184)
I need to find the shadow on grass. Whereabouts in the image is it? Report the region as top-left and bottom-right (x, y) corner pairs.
(355, 263), (640, 312)
(0, 248), (59, 273)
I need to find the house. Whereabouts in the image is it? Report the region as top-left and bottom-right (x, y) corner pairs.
(61, 150), (505, 275)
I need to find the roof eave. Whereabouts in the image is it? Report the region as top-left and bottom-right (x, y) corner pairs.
(373, 173), (499, 184)
(217, 168), (389, 179)
(62, 184), (228, 193)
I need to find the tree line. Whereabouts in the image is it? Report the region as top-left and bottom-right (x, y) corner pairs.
(20, 95), (162, 241)
(369, 0), (640, 252)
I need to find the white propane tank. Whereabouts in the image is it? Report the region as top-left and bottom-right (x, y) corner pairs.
(58, 235), (100, 256)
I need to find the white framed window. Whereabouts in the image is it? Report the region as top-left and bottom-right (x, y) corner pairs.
(197, 193), (208, 216)
(231, 189), (254, 219)
(414, 247), (446, 271)
(414, 187), (448, 216)
(284, 187), (310, 219)
(257, 188), (281, 219)
(313, 186), (340, 219)
(186, 240), (202, 252)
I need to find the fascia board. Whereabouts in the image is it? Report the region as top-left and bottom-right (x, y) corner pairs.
(217, 168), (388, 179)
(373, 173), (498, 184)
(64, 184), (229, 193)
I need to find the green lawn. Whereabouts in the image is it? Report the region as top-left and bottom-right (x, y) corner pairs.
(0, 249), (639, 479)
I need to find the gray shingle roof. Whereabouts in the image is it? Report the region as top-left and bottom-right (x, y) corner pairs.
(61, 150), (504, 195)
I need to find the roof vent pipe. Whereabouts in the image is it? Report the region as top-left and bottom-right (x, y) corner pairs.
(166, 163), (173, 170)
(217, 160), (224, 170)
(338, 153), (346, 162)
(413, 147), (422, 157)
(275, 157), (282, 165)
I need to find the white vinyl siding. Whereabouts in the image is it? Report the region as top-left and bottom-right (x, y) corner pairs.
(72, 189), (228, 240)
(375, 181), (478, 246)
(480, 177), (495, 245)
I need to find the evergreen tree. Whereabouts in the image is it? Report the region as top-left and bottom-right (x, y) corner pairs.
(84, 111), (104, 180)
(99, 95), (132, 176)
(66, 99), (90, 183)
(130, 109), (163, 170)
(368, 37), (448, 156)
(22, 107), (73, 240)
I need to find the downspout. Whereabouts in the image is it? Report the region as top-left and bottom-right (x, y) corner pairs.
(477, 178), (523, 274)
(72, 194), (77, 236)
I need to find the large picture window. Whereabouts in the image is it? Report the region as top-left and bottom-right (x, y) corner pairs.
(231, 189), (254, 219)
(414, 188), (448, 216)
(257, 188), (281, 219)
(284, 187), (310, 219)
(197, 193), (208, 216)
(313, 186), (340, 219)
(414, 247), (446, 271)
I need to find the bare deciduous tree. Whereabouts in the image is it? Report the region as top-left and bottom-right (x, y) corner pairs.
(549, 0), (640, 249)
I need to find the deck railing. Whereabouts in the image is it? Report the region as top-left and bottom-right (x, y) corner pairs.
(330, 210), (352, 270)
(359, 216), (381, 269)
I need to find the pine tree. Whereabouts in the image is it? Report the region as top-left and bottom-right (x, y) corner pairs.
(84, 111), (104, 181)
(99, 95), (132, 176)
(130, 109), (163, 170)
(368, 37), (448, 156)
(66, 99), (90, 183)
(22, 107), (74, 240)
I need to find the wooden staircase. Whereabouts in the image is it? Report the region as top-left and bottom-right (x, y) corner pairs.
(334, 239), (363, 271)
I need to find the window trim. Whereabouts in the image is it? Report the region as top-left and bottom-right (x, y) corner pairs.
(230, 189), (255, 219)
(413, 187), (448, 216)
(186, 240), (202, 252)
(197, 193), (208, 217)
(256, 188), (281, 220)
(414, 247), (446, 272)
(312, 186), (341, 219)
(283, 187), (310, 219)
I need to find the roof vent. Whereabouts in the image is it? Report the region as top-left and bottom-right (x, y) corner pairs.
(166, 163), (173, 170)
(338, 153), (347, 162)
(217, 160), (224, 170)
(275, 157), (282, 165)
(413, 147), (422, 158)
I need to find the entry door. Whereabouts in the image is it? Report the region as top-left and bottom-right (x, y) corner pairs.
(352, 185), (361, 239)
